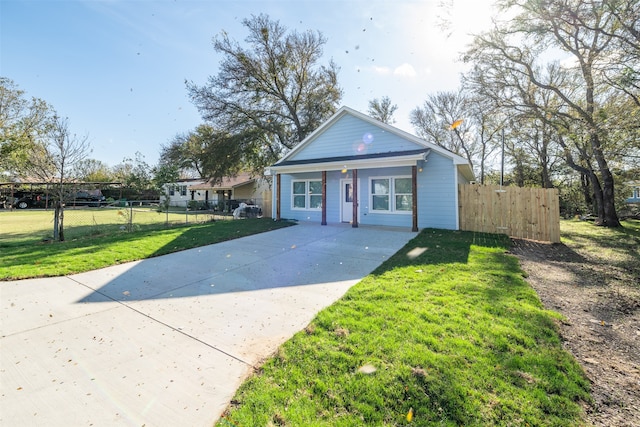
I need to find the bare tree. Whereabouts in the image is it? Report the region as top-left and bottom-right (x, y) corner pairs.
(367, 96), (398, 124)
(25, 116), (91, 241)
(411, 90), (471, 157)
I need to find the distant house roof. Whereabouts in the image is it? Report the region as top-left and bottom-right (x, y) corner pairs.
(189, 173), (256, 191)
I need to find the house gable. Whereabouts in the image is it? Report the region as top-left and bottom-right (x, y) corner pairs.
(286, 111), (427, 162)
(272, 106), (474, 181)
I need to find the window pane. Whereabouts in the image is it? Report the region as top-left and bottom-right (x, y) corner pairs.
(396, 195), (412, 211)
(372, 195), (389, 210)
(309, 181), (322, 194)
(293, 181), (306, 194)
(293, 195), (306, 208)
(395, 178), (412, 194)
(371, 179), (389, 195)
(310, 195), (322, 209)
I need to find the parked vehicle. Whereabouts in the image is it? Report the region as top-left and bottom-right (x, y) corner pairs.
(11, 192), (51, 209)
(65, 190), (106, 207)
(8, 189), (105, 209)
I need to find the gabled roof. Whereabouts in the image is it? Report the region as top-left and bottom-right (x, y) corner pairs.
(189, 173), (256, 190)
(270, 106), (475, 180)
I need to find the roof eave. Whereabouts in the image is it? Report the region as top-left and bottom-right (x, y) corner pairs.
(270, 152), (428, 174)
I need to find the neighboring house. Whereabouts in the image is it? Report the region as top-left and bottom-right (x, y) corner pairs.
(268, 106), (475, 231)
(625, 181), (640, 205)
(164, 178), (205, 206)
(164, 174), (270, 210)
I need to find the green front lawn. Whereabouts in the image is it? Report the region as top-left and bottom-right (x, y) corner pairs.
(0, 218), (293, 280)
(218, 229), (591, 426)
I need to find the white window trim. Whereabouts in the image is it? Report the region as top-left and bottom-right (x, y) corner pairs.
(291, 179), (322, 211)
(369, 176), (412, 214)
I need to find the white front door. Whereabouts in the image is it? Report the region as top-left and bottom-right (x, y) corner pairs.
(341, 179), (354, 223)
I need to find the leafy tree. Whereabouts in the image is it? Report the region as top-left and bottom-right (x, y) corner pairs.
(112, 152), (154, 197)
(72, 159), (113, 182)
(0, 77), (54, 177)
(159, 124), (256, 182)
(151, 162), (181, 211)
(160, 127), (208, 178)
(464, 0), (640, 226)
(186, 14), (342, 175)
(367, 96), (398, 124)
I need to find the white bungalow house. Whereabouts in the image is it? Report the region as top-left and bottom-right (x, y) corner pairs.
(164, 173), (270, 211)
(267, 106), (475, 231)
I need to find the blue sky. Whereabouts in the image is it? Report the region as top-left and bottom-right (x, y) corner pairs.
(1, 0), (495, 168)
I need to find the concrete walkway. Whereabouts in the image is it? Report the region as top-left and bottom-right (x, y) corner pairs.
(0, 222), (416, 426)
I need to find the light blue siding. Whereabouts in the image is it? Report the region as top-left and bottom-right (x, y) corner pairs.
(277, 172), (323, 222)
(289, 114), (426, 161)
(420, 152), (458, 229)
(274, 151), (460, 229)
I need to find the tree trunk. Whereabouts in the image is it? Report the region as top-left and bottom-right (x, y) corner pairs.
(591, 134), (621, 227)
(588, 170), (605, 223)
(53, 204), (60, 240)
(59, 205), (65, 241)
(580, 172), (593, 214)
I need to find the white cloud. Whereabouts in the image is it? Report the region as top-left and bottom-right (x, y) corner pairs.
(372, 65), (392, 75)
(393, 63), (417, 77)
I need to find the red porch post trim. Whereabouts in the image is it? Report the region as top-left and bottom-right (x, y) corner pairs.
(321, 171), (327, 225)
(412, 165), (418, 232)
(352, 169), (358, 228)
(276, 173), (281, 221)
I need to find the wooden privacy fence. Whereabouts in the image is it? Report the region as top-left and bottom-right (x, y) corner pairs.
(458, 184), (560, 243)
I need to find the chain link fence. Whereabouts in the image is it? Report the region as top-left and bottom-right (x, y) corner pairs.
(0, 198), (268, 242)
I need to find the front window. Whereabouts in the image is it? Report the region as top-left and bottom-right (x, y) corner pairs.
(292, 180), (322, 210)
(371, 178), (390, 211)
(293, 181), (306, 208)
(309, 181), (322, 209)
(370, 176), (412, 213)
(394, 178), (412, 211)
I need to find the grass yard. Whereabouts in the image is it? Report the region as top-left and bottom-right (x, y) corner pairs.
(218, 230), (591, 427)
(0, 207), (223, 244)
(0, 215), (293, 280)
(561, 218), (640, 276)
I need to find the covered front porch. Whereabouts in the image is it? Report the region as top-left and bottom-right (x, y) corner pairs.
(269, 150), (430, 232)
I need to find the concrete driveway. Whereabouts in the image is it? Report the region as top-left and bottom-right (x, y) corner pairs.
(0, 222), (416, 426)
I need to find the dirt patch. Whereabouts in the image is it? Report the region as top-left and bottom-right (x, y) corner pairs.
(509, 238), (640, 427)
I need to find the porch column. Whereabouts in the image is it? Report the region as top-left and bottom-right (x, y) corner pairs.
(321, 171), (327, 225)
(276, 173), (281, 221)
(412, 165), (418, 232)
(352, 169), (358, 228)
